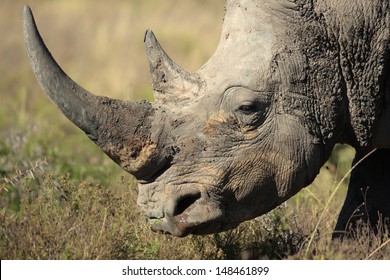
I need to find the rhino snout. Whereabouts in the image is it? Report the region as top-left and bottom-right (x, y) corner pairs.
(147, 190), (226, 237)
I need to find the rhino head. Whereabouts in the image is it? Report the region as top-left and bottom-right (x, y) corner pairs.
(23, 1), (345, 236)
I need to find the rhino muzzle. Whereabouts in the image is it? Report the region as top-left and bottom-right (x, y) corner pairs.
(147, 189), (229, 237)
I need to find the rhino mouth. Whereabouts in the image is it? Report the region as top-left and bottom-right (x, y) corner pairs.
(149, 216), (225, 237)
(145, 191), (236, 237)
(150, 218), (217, 237)
(150, 215), (240, 237)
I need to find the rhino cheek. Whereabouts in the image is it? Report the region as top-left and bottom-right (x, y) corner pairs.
(223, 125), (316, 221)
(226, 179), (280, 222)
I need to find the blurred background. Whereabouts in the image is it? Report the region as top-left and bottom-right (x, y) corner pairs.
(2, 0), (224, 99)
(2, 0), (379, 260)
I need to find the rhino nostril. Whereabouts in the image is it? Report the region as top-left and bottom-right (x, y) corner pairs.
(174, 193), (201, 216)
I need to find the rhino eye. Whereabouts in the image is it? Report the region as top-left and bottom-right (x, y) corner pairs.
(238, 102), (258, 115)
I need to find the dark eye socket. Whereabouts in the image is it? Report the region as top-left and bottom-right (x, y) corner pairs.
(238, 102), (258, 115)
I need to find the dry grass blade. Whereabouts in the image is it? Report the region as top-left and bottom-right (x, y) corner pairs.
(365, 238), (390, 260)
(304, 148), (378, 259)
(303, 187), (324, 207)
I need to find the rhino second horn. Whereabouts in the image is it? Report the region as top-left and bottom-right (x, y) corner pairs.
(22, 5), (163, 180)
(144, 29), (202, 102)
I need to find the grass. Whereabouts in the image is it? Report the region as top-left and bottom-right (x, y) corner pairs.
(1, 0), (389, 259)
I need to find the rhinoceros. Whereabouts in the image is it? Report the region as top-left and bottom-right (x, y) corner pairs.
(23, 0), (389, 237)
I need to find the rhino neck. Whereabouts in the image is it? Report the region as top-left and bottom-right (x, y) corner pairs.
(314, 0), (390, 150)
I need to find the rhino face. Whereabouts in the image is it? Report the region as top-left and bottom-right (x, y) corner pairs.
(141, 86), (321, 236)
(140, 71), (323, 236)
(23, 0), (334, 236)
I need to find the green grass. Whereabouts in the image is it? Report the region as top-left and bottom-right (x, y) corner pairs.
(1, 0), (389, 259)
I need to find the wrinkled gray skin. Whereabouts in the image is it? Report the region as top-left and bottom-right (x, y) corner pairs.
(23, 0), (389, 237)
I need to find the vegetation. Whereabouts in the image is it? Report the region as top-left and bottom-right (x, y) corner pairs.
(1, 0), (389, 259)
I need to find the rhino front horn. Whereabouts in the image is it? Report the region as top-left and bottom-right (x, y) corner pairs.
(22, 5), (167, 180)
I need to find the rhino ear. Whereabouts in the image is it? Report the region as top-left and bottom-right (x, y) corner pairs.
(144, 30), (202, 102)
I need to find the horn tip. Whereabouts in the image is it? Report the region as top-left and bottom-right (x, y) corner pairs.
(22, 5), (33, 20)
(22, 5), (36, 37)
(144, 29), (156, 44)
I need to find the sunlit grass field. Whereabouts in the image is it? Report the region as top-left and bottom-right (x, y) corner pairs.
(1, 0), (389, 259)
